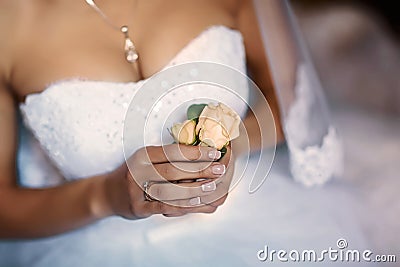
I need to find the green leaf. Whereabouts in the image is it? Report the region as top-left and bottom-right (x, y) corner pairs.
(187, 104), (207, 120)
(219, 145), (228, 161)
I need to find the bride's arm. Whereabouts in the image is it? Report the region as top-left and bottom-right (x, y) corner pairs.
(0, 85), (114, 238)
(233, 0), (285, 153)
(0, 10), (114, 237)
(0, 81), (230, 238)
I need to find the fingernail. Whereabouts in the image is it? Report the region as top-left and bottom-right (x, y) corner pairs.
(212, 164), (226, 175)
(208, 150), (221, 160)
(189, 197), (201, 206)
(201, 181), (216, 192)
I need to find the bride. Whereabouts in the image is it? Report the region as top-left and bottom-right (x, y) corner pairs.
(0, 0), (371, 266)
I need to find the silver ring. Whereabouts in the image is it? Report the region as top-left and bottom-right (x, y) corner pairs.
(143, 181), (155, 201)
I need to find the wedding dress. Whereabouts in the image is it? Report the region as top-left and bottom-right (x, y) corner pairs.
(0, 25), (372, 267)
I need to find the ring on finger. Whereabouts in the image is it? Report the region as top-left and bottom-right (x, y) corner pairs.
(143, 181), (157, 201)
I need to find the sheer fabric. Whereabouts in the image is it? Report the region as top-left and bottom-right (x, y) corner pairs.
(253, 0), (343, 186)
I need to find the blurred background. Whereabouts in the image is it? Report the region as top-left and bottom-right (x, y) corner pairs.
(292, 0), (399, 263)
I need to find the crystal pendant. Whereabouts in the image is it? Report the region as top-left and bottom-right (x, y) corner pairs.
(121, 26), (139, 63)
(124, 38), (139, 63)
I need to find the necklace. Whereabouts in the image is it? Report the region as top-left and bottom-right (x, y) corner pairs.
(85, 0), (139, 65)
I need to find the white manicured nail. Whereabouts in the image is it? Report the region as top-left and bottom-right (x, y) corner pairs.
(189, 197), (201, 206)
(202, 181), (216, 192)
(212, 164), (226, 175)
(208, 150), (221, 160)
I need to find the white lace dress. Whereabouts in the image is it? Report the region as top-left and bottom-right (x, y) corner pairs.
(0, 26), (372, 267)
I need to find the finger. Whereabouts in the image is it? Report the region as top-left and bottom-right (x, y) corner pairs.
(162, 213), (185, 217)
(219, 146), (232, 165)
(146, 180), (220, 201)
(144, 200), (217, 215)
(187, 205), (218, 214)
(200, 166), (234, 205)
(200, 186), (229, 206)
(165, 196), (222, 212)
(143, 201), (180, 216)
(148, 147), (234, 204)
(144, 144), (222, 163)
(150, 162), (226, 182)
(209, 194), (228, 208)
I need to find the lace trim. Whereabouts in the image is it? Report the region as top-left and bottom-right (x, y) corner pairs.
(288, 126), (343, 186)
(285, 64), (343, 186)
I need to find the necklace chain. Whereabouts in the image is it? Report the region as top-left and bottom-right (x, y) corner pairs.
(85, 0), (120, 31)
(85, 0), (139, 64)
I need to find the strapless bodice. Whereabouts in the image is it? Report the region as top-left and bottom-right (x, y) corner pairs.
(19, 25), (248, 186)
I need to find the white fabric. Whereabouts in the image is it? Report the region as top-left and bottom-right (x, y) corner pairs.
(19, 25), (246, 185)
(285, 65), (343, 186)
(0, 25), (372, 267)
(253, 0), (343, 186)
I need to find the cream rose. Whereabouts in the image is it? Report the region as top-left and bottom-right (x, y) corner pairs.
(196, 103), (241, 149)
(170, 120), (197, 145)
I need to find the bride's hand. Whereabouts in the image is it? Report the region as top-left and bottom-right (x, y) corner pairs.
(104, 144), (234, 219)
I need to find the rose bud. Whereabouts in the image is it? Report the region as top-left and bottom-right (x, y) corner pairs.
(170, 120), (197, 145)
(196, 103), (240, 150)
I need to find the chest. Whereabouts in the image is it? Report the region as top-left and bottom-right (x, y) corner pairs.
(11, 0), (237, 100)
(19, 26), (249, 180)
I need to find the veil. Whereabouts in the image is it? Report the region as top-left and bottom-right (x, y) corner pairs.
(252, 0), (343, 186)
